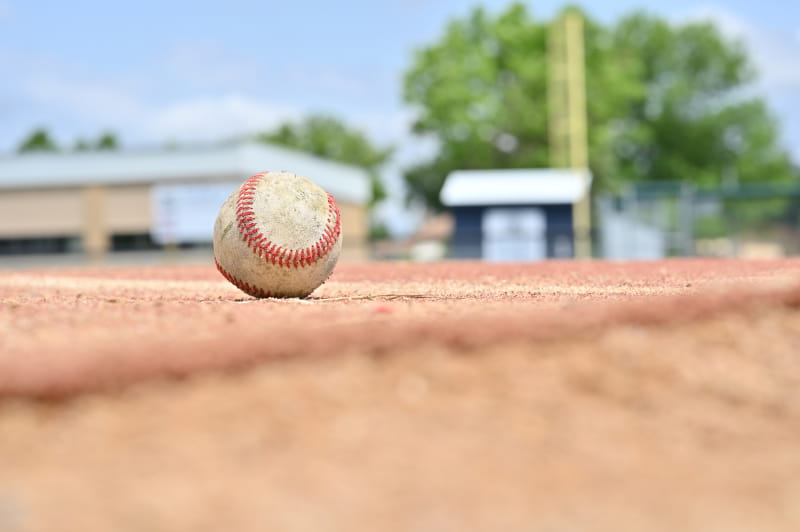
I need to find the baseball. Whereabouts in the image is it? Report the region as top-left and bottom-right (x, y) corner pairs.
(213, 171), (342, 298)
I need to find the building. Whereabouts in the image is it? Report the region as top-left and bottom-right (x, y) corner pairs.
(0, 142), (371, 260)
(440, 168), (592, 261)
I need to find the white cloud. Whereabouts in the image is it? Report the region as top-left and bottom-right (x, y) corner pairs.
(21, 74), (145, 125)
(285, 67), (372, 99)
(682, 6), (749, 37)
(679, 5), (800, 161)
(164, 38), (391, 106)
(162, 42), (262, 89)
(0, 44), (416, 159)
(0, 46), (307, 145)
(350, 107), (415, 145)
(681, 5), (800, 90)
(6, 64), (408, 151)
(2, 64), (304, 149)
(145, 94), (302, 142)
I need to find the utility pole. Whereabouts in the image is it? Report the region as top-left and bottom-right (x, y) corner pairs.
(548, 10), (591, 258)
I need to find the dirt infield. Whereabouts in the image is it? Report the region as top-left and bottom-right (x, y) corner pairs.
(1, 258), (800, 531)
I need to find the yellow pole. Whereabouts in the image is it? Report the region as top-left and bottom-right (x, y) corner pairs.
(548, 10), (592, 258)
(547, 15), (567, 169)
(564, 12), (591, 258)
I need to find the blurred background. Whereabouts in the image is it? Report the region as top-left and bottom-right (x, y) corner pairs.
(0, 0), (798, 267)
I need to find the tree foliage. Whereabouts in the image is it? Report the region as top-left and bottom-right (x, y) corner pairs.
(96, 131), (119, 150)
(17, 128), (120, 153)
(73, 138), (91, 151)
(17, 127), (59, 153)
(255, 114), (393, 208)
(403, 3), (794, 210)
(609, 13), (790, 187)
(74, 131), (120, 151)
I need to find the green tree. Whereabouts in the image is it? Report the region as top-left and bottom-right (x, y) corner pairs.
(403, 3), (794, 210)
(17, 127), (59, 153)
(72, 131), (119, 152)
(96, 131), (119, 150)
(74, 138), (91, 151)
(255, 114), (393, 209)
(609, 13), (791, 187)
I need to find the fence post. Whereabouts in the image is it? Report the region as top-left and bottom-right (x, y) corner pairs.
(678, 182), (696, 257)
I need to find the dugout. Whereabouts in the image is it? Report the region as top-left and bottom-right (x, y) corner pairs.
(0, 142), (371, 260)
(440, 168), (592, 261)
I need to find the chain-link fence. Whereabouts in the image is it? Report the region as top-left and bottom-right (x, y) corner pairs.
(597, 181), (800, 259)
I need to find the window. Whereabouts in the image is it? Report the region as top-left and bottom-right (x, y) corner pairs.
(482, 208), (547, 262)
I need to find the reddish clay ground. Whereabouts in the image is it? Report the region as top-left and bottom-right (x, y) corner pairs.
(1, 258), (800, 531)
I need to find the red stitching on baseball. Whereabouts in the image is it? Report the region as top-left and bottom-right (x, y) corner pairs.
(215, 257), (277, 298)
(234, 172), (341, 270)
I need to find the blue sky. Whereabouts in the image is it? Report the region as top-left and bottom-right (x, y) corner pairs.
(0, 0), (798, 167)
